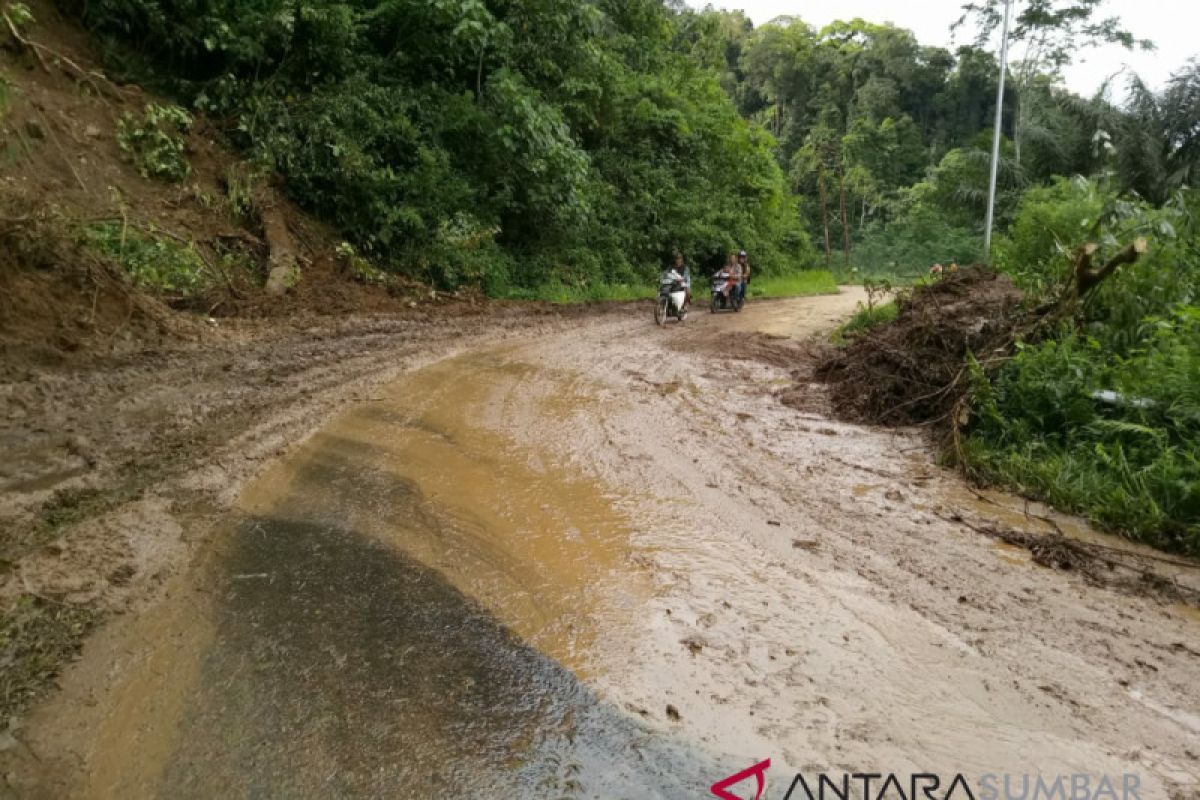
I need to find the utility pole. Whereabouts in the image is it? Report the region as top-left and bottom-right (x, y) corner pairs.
(984, 0), (1014, 260)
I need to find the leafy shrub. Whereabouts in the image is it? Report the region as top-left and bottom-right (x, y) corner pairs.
(116, 103), (192, 182)
(83, 222), (210, 295)
(335, 241), (389, 286)
(966, 310), (1200, 555)
(992, 177), (1108, 294)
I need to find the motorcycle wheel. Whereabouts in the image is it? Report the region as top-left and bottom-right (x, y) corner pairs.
(655, 297), (667, 326)
(677, 304), (688, 323)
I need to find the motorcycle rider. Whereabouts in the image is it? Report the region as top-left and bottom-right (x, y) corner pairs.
(736, 250), (752, 303)
(720, 252), (743, 304)
(661, 252), (692, 309)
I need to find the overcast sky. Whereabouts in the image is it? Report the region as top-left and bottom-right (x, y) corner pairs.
(686, 0), (1198, 97)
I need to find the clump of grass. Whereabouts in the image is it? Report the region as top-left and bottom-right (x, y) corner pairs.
(82, 221), (211, 296)
(746, 270), (838, 299)
(834, 300), (898, 342)
(0, 596), (98, 719)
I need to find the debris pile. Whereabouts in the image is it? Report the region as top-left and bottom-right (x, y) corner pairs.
(815, 267), (1025, 425)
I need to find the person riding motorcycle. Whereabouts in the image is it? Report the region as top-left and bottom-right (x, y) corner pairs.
(711, 256), (741, 310)
(726, 253), (745, 303)
(661, 253), (692, 309)
(736, 250), (751, 303)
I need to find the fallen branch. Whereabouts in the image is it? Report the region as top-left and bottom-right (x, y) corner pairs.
(1075, 237), (1148, 297)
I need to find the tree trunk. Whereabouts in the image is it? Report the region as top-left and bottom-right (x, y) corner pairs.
(255, 187), (301, 297)
(839, 168), (850, 268)
(1012, 89), (1022, 169)
(818, 172), (831, 267)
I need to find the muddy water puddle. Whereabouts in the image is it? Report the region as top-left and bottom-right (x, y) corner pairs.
(150, 348), (720, 796)
(241, 350), (653, 677)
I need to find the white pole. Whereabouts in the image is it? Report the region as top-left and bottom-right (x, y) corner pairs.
(984, 0), (1014, 259)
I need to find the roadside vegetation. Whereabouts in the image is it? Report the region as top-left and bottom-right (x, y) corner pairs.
(964, 182), (1200, 554)
(746, 271), (839, 300)
(48, 0), (1161, 295)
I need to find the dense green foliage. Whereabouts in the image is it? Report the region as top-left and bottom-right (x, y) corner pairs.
(66, 0), (818, 292)
(116, 103), (193, 181)
(967, 180), (1200, 553)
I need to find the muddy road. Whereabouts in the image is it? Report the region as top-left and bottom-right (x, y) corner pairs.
(4, 291), (1199, 799)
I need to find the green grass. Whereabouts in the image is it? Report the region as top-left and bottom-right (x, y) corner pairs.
(744, 270), (838, 299)
(961, 438), (1200, 556)
(499, 282), (655, 303)
(962, 320), (1200, 556)
(833, 300), (899, 342)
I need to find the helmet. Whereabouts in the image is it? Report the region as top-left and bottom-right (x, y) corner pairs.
(738, 250), (748, 258)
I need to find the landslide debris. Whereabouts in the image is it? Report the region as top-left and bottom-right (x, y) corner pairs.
(813, 267), (1025, 426)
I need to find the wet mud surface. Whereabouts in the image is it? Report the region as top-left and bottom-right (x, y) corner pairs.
(4, 292), (1200, 798)
(162, 513), (712, 798)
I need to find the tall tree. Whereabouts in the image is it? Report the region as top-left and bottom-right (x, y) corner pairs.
(954, 0), (1152, 167)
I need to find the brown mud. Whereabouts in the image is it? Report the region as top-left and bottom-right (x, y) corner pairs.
(3, 292), (1198, 798)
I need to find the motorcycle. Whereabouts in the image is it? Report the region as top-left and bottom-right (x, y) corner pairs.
(655, 274), (689, 326)
(710, 271), (744, 313)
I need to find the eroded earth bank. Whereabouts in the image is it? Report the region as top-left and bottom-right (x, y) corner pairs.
(3, 292), (1199, 799)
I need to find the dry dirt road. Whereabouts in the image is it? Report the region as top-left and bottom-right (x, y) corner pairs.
(3, 291), (1199, 799)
